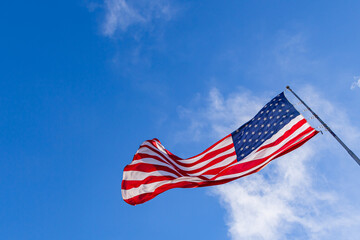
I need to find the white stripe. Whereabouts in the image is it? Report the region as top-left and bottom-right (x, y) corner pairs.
(238, 116), (309, 164)
(129, 148), (236, 180)
(214, 128), (316, 181)
(123, 170), (178, 181)
(127, 142), (236, 180)
(186, 154), (237, 177)
(129, 157), (183, 176)
(128, 152), (236, 179)
(122, 176), (207, 200)
(130, 157), (176, 169)
(122, 116), (316, 200)
(216, 129), (317, 181)
(185, 135), (234, 162)
(122, 128), (316, 200)
(141, 135), (233, 164)
(136, 143), (236, 172)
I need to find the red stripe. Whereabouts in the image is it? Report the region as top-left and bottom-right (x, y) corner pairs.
(199, 159), (237, 176)
(215, 127), (316, 178)
(123, 163), (267, 206)
(183, 134), (232, 159)
(181, 143), (234, 164)
(122, 172), (214, 191)
(134, 152), (190, 177)
(138, 142), (234, 168)
(134, 152), (177, 169)
(122, 122), (319, 205)
(124, 163), (182, 178)
(215, 158), (269, 179)
(146, 139), (182, 161)
(274, 129), (318, 159)
(122, 175), (176, 190)
(136, 141), (236, 175)
(132, 150), (237, 180)
(139, 146), (236, 175)
(257, 119), (306, 152)
(180, 152), (237, 175)
(123, 152), (237, 191)
(143, 135), (232, 162)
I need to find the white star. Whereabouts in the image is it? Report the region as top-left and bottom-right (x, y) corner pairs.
(243, 139), (246, 142)
(280, 122), (283, 125)
(254, 124), (258, 127)
(286, 109), (289, 112)
(241, 154), (244, 157)
(261, 124), (264, 127)
(249, 139), (252, 142)
(278, 109), (282, 112)
(258, 132), (262, 135)
(277, 116), (280, 119)
(245, 146), (249, 149)
(251, 147), (255, 150)
(274, 123), (277, 126)
(282, 104), (285, 107)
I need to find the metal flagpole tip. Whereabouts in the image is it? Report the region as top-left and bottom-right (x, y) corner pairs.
(286, 86), (291, 90)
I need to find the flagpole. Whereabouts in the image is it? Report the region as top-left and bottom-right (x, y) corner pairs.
(286, 86), (360, 167)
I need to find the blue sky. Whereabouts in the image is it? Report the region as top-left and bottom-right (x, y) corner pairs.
(1, 1), (360, 239)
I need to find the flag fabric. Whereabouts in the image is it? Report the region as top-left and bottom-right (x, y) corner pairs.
(122, 92), (319, 205)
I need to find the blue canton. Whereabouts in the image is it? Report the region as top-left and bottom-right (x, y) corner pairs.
(231, 92), (300, 162)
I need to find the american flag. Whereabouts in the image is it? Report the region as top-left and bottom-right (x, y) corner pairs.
(122, 92), (319, 205)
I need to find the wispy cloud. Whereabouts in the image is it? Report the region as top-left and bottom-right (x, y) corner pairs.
(297, 85), (360, 144)
(177, 88), (267, 142)
(213, 147), (360, 240)
(178, 87), (360, 239)
(101, 0), (174, 37)
(351, 76), (360, 90)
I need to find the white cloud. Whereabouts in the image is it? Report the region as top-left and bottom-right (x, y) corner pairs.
(101, 0), (173, 36)
(177, 88), (267, 142)
(351, 77), (360, 90)
(213, 147), (360, 240)
(296, 85), (360, 144)
(178, 87), (360, 240)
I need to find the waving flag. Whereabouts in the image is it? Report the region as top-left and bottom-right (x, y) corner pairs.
(122, 92), (319, 205)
